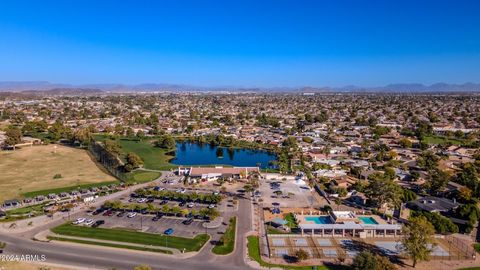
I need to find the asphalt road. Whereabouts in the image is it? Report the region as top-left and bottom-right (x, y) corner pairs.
(0, 196), (254, 270)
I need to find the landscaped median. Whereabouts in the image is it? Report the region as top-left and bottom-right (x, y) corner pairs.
(51, 223), (209, 253)
(212, 216), (236, 255)
(47, 236), (173, 254)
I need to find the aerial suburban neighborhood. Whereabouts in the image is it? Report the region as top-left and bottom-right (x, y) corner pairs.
(1, 91), (480, 270)
(1, 1), (480, 270)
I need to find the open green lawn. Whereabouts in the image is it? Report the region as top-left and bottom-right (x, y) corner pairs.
(94, 135), (176, 170)
(124, 170), (161, 184)
(212, 216), (236, 255)
(247, 236), (348, 270)
(47, 236), (172, 254)
(51, 223), (209, 252)
(284, 213), (298, 229)
(473, 243), (480, 253)
(6, 202), (47, 215)
(422, 135), (467, 146)
(0, 202), (49, 222)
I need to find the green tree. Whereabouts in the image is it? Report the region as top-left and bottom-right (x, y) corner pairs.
(399, 138), (413, 148)
(125, 152), (143, 171)
(417, 151), (440, 171)
(425, 169), (450, 194)
(5, 126), (22, 148)
(133, 265), (151, 270)
(400, 216), (435, 268)
(295, 248), (309, 261)
(352, 251), (397, 270)
(154, 135), (176, 149)
(365, 173), (402, 210)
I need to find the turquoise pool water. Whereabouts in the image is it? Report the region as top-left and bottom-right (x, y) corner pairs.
(359, 216), (378, 225)
(304, 216), (332, 224)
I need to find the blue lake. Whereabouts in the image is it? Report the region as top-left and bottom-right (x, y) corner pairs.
(170, 142), (277, 169)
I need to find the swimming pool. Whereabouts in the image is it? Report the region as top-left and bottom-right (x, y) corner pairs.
(359, 216), (378, 225)
(304, 216), (332, 224)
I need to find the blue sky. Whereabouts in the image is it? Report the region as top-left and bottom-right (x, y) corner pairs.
(0, 0), (479, 87)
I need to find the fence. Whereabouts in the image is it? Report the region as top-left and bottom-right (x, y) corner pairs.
(442, 235), (476, 260)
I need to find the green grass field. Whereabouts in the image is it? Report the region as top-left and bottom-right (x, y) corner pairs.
(124, 170), (161, 184)
(95, 135), (176, 170)
(51, 223), (209, 252)
(422, 135), (467, 146)
(0, 202), (49, 222)
(247, 236), (348, 270)
(284, 213), (298, 229)
(47, 236), (173, 254)
(212, 216), (236, 255)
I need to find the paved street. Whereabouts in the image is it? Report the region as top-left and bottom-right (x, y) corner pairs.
(0, 179), (255, 270)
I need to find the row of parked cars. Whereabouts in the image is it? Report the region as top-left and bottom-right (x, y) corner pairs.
(72, 217), (176, 235)
(130, 195), (217, 209)
(72, 217), (105, 227)
(92, 206), (208, 222)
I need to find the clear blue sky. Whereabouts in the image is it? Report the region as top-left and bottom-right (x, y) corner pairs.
(0, 0), (479, 87)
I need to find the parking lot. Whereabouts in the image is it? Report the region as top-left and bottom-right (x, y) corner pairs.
(257, 179), (320, 208)
(74, 182), (230, 238)
(83, 212), (209, 237)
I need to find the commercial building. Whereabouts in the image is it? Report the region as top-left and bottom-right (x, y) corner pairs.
(296, 211), (402, 238)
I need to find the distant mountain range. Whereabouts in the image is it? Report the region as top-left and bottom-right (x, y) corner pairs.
(0, 81), (479, 93)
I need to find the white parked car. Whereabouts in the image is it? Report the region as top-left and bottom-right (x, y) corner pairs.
(137, 198), (147, 203)
(176, 188), (186, 194)
(187, 203), (194, 208)
(127, 212), (137, 218)
(208, 204), (216, 209)
(84, 219), (94, 226)
(73, 217), (86, 225)
(213, 191), (220, 195)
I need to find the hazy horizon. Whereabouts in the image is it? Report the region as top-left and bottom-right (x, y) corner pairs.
(1, 0), (479, 87)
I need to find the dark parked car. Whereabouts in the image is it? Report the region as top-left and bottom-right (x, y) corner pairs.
(117, 211), (126, 217)
(92, 220), (105, 228)
(179, 202), (186, 207)
(159, 200), (168, 205)
(182, 218), (194, 225)
(103, 210), (113, 216)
